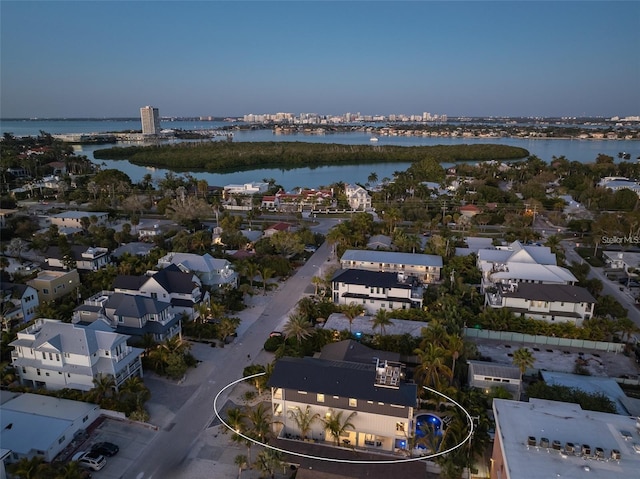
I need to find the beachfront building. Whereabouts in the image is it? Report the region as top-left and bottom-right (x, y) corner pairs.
(140, 106), (161, 136)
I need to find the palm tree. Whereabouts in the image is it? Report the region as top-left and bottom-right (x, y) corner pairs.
(413, 343), (453, 391)
(367, 172), (379, 186)
(321, 409), (357, 446)
(512, 347), (535, 376)
(88, 373), (116, 403)
(56, 460), (86, 479)
(616, 316), (639, 345)
(225, 407), (246, 436)
(7, 456), (47, 479)
(234, 454), (248, 479)
(119, 375), (150, 411)
(259, 266), (275, 295)
(244, 261), (259, 290)
(311, 275), (324, 296)
(288, 405), (320, 440)
(282, 312), (315, 347)
(217, 317), (240, 344)
(254, 449), (284, 479)
(247, 402), (272, 443)
(340, 302), (365, 333)
(371, 308), (393, 336)
(445, 334), (465, 384)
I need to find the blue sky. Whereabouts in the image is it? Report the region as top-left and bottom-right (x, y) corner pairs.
(1, 1), (638, 118)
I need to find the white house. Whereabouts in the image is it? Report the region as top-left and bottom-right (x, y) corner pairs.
(113, 264), (204, 319)
(268, 354), (417, 453)
(485, 282), (595, 325)
(340, 249), (443, 284)
(156, 252), (238, 290)
(10, 318), (143, 392)
(345, 184), (372, 211)
(0, 282), (39, 330)
(0, 393), (101, 464)
(223, 182), (269, 196)
(331, 269), (423, 314)
(478, 240), (577, 292)
(603, 251), (640, 273)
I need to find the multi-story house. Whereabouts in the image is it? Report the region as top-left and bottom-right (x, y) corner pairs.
(156, 252), (238, 290)
(340, 249), (443, 284)
(485, 283), (595, 325)
(10, 318), (143, 391)
(345, 184), (372, 211)
(113, 264), (204, 320)
(331, 269), (423, 314)
(44, 245), (111, 271)
(73, 291), (181, 343)
(268, 354), (417, 453)
(0, 282), (39, 330)
(477, 240), (577, 293)
(26, 268), (80, 302)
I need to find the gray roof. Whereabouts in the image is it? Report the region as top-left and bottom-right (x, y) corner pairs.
(467, 360), (521, 380)
(341, 249), (443, 268)
(502, 283), (595, 303)
(267, 356), (417, 407)
(113, 274), (148, 291)
(1, 394), (97, 457)
(112, 242), (156, 258)
(106, 292), (170, 317)
(331, 269), (412, 289)
(51, 210), (107, 219)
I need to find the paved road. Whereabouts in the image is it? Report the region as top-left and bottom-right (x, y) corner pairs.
(562, 240), (640, 326)
(124, 242), (334, 479)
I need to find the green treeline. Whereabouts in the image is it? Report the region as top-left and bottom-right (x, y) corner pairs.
(93, 142), (529, 172)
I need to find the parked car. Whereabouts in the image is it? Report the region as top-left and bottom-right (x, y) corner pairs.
(91, 441), (119, 457)
(72, 451), (106, 471)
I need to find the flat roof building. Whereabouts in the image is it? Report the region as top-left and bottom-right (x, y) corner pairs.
(491, 398), (640, 479)
(140, 106), (161, 136)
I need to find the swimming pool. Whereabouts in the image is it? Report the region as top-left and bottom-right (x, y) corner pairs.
(415, 413), (443, 446)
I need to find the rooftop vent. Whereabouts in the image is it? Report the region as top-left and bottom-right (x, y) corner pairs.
(540, 437), (550, 448)
(552, 440), (562, 451)
(594, 447), (604, 459)
(564, 442), (575, 454)
(581, 444), (591, 456)
(611, 449), (621, 461)
(374, 359), (403, 389)
(527, 436), (536, 447)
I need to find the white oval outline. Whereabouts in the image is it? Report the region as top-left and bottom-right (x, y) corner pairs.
(213, 372), (475, 465)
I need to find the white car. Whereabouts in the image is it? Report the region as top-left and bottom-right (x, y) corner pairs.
(72, 450), (107, 471)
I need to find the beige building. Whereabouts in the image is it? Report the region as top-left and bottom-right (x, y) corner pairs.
(27, 269), (80, 302)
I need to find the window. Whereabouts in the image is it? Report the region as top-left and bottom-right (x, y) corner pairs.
(42, 352), (46, 359)
(349, 398), (357, 407)
(37, 369), (41, 376)
(317, 393), (325, 403)
(43, 288), (49, 294)
(58, 435), (66, 444)
(396, 422), (406, 432)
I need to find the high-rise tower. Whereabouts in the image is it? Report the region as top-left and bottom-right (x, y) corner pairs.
(140, 106), (161, 135)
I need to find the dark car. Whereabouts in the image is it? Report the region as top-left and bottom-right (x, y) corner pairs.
(91, 441), (119, 457)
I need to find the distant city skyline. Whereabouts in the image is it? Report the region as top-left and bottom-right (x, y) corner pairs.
(1, 1), (638, 119)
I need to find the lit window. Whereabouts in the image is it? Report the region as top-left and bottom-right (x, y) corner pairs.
(349, 398), (357, 407)
(317, 393), (325, 403)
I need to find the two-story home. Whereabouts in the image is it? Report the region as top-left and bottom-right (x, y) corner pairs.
(113, 264), (204, 320)
(10, 318), (143, 391)
(73, 291), (181, 343)
(485, 282), (595, 325)
(44, 245), (111, 271)
(345, 184), (372, 211)
(340, 250), (443, 284)
(26, 268), (81, 303)
(156, 252), (238, 290)
(0, 282), (39, 331)
(331, 269), (423, 314)
(268, 353), (417, 453)
(49, 211), (108, 229)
